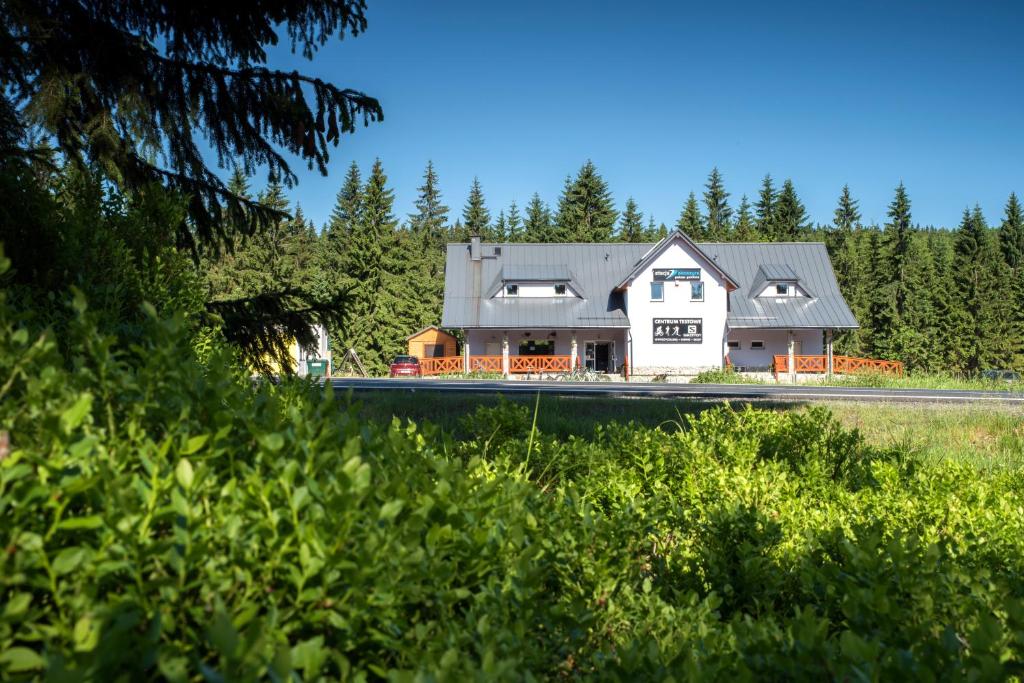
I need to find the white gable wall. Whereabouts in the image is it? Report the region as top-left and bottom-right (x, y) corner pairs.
(624, 239), (730, 374)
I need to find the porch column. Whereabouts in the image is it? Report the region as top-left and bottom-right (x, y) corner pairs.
(463, 335), (470, 373)
(570, 332), (578, 369)
(826, 329), (834, 378)
(502, 332), (510, 378)
(787, 330), (796, 384)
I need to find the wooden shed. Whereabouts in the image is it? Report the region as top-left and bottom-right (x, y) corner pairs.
(406, 325), (458, 359)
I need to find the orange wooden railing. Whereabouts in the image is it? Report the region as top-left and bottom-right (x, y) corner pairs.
(419, 356), (465, 375)
(509, 355), (572, 374)
(467, 355), (503, 373)
(773, 354), (904, 378)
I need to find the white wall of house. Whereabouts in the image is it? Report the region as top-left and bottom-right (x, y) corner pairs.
(624, 239), (730, 373)
(726, 329), (823, 369)
(494, 282), (580, 298)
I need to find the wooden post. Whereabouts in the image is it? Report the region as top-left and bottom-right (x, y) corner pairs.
(787, 330), (796, 384)
(502, 332), (510, 378)
(570, 332), (578, 370)
(826, 329), (834, 378)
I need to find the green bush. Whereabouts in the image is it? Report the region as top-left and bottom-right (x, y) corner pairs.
(691, 367), (764, 384)
(3, 261), (1024, 679)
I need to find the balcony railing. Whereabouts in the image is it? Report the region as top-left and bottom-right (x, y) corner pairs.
(773, 354), (904, 378)
(417, 355), (574, 376)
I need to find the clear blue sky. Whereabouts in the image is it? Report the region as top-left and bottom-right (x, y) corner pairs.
(253, 0), (1023, 231)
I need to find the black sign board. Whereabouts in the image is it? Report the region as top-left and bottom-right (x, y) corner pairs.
(653, 267), (701, 281)
(653, 317), (702, 344)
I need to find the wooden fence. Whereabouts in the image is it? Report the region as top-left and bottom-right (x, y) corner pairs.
(417, 355), (574, 376)
(773, 354), (904, 378)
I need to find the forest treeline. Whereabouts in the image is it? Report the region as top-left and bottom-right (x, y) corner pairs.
(210, 160), (1024, 375)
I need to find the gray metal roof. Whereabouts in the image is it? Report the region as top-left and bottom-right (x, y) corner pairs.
(443, 242), (648, 328)
(501, 264), (572, 281)
(442, 240), (858, 330)
(703, 243), (857, 329)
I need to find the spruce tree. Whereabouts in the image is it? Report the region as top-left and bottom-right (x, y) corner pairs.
(734, 195), (756, 241)
(999, 192), (1024, 270)
(618, 197), (645, 242)
(830, 185), (861, 293)
(702, 167), (733, 241)
(676, 192), (705, 239)
(462, 177), (491, 238)
(998, 193), (1024, 369)
(338, 158), (399, 374)
(884, 183), (914, 321)
(754, 174), (777, 239)
(2, 1), (384, 254)
(506, 200), (524, 241)
(322, 161), (362, 277)
(524, 193), (556, 242)
(405, 160), (450, 336)
(408, 161), (449, 244)
(555, 161), (618, 242)
(493, 211), (508, 241)
(773, 179), (809, 240)
(950, 207), (1013, 373)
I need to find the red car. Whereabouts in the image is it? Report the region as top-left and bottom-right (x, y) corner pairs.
(389, 355), (421, 377)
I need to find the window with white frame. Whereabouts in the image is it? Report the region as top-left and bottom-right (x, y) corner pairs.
(750, 340), (765, 349)
(775, 283), (789, 295)
(650, 282), (664, 301)
(505, 284), (519, 297)
(691, 281), (704, 301)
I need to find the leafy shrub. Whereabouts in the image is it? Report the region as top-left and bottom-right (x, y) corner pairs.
(691, 367), (764, 384)
(3, 260), (1024, 679)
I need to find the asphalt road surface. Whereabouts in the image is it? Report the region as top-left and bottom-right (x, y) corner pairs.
(328, 378), (1024, 404)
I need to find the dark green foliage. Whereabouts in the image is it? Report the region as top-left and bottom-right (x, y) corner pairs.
(523, 192), (555, 242)
(754, 174), (777, 238)
(461, 177), (491, 238)
(676, 192), (704, 239)
(999, 193), (1024, 269)
(733, 194), (757, 241)
(3, 291), (1024, 679)
(618, 197), (646, 242)
(555, 160), (618, 242)
(702, 167), (732, 241)
(505, 200), (523, 242)
(1, 0), (383, 255)
(773, 179), (809, 240)
(951, 207), (1015, 373)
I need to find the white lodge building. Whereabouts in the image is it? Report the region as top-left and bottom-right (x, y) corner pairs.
(441, 231), (858, 378)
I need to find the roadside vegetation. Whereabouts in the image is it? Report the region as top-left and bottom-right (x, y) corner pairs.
(4, 282), (1024, 678)
(691, 367), (1023, 392)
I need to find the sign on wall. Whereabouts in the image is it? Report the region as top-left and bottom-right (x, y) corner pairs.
(653, 267), (701, 281)
(653, 318), (702, 344)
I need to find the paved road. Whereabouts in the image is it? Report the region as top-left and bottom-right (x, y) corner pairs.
(328, 378), (1024, 404)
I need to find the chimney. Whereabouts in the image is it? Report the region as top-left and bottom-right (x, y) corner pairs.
(470, 235), (482, 261)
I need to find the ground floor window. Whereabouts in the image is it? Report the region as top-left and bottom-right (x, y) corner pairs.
(727, 340), (740, 349)
(750, 340), (765, 349)
(519, 339), (554, 356)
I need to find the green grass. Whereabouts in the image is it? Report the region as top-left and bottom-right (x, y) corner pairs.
(345, 388), (1024, 469)
(811, 371), (1023, 391)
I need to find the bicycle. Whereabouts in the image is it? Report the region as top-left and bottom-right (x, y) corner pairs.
(555, 366), (611, 382)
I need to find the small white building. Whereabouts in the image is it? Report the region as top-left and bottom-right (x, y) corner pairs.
(441, 231), (858, 378)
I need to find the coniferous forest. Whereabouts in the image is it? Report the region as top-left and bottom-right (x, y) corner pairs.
(208, 160), (1024, 375)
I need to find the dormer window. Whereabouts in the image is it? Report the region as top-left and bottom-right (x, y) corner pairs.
(776, 283), (789, 295)
(554, 284), (567, 296)
(505, 284), (519, 297)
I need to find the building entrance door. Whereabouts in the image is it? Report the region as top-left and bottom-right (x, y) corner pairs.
(585, 341), (612, 372)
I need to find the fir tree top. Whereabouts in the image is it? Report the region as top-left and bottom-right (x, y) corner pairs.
(702, 167), (732, 241)
(555, 160), (618, 242)
(676, 192), (704, 239)
(462, 177), (491, 237)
